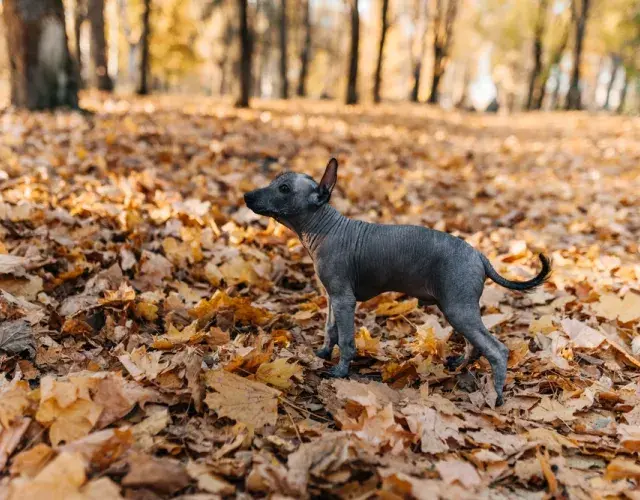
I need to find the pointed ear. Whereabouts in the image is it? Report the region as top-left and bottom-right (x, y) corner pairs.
(319, 158), (338, 194)
(310, 158), (338, 207)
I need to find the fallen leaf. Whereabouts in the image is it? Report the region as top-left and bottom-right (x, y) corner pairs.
(204, 369), (279, 429)
(436, 458), (481, 488)
(255, 358), (303, 389)
(122, 453), (190, 494)
(0, 319), (35, 357)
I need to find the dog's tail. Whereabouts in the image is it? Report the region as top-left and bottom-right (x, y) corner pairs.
(481, 253), (551, 291)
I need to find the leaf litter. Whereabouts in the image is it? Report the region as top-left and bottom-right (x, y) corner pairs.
(0, 97), (639, 497)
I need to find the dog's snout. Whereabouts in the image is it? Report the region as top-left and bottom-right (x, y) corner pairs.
(244, 191), (257, 205)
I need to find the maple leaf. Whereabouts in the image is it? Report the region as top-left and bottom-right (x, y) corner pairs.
(529, 397), (576, 423)
(560, 318), (606, 349)
(436, 458), (482, 488)
(0, 380), (31, 428)
(355, 326), (381, 355)
(375, 298), (418, 317)
(204, 369), (279, 429)
(7, 452), (87, 499)
(153, 321), (206, 349)
(190, 290), (273, 325)
(402, 403), (465, 454)
(591, 292), (640, 323)
(0, 319), (35, 357)
(255, 358), (303, 389)
(118, 347), (169, 381)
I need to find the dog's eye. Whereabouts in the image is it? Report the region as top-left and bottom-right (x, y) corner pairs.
(279, 184), (291, 194)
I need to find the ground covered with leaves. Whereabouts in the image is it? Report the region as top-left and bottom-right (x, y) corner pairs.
(0, 96), (639, 499)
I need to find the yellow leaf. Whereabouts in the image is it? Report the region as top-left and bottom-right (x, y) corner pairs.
(8, 452), (87, 499)
(204, 369), (279, 429)
(10, 443), (55, 478)
(375, 298), (418, 317)
(190, 290), (272, 325)
(255, 358), (303, 389)
(99, 283), (136, 305)
(409, 326), (441, 357)
(153, 321), (205, 348)
(135, 301), (159, 321)
(0, 380), (31, 428)
(355, 326), (380, 355)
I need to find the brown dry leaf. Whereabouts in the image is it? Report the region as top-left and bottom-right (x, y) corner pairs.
(186, 461), (235, 496)
(255, 358), (303, 389)
(10, 443), (55, 478)
(529, 397), (576, 423)
(526, 428), (578, 453)
(190, 290), (273, 325)
(0, 255), (27, 275)
(118, 347), (169, 381)
(204, 369), (279, 429)
(121, 452), (190, 494)
(0, 319), (35, 357)
(402, 404), (464, 454)
(467, 428), (527, 456)
(604, 457), (640, 481)
(8, 452), (86, 500)
(617, 424), (640, 452)
(592, 292), (640, 323)
(560, 318), (606, 349)
(153, 321), (206, 348)
(339, 403), (409, 453)
(71, 477), (123, 500)
(0, 380), (31, 428)
(0, 417), (30, 470)
(436, 458), (482, 488)
(375, 298), (418, 317)
(355, 326), (381, 355)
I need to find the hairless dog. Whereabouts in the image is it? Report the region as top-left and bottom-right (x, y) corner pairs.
(244, 158), (550, 405)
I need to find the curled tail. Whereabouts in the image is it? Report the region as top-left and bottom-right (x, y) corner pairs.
(482, 253), (551, 291)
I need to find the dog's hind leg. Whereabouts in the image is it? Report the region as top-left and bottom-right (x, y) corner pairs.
(440, 302), (509, 405)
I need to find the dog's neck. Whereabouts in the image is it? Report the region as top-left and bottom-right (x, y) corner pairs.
(287, 204), (345, 255)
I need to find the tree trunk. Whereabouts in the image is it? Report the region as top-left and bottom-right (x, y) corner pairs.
(279, 0), (288, 98)
(526, 0), (548, 110)
(237, 0), (252, 107)
(533, 20), (569, 110)
(296, 0), (311, 97)
(2, 0), (79, 109)
(428, 0), (458, 105)
(603, 55), (620, 110)
(428, 49), (442, 105)
(617, 72), (629, 113)
(73, 0), (86, 87)
(566, 0), (590, 110)
(410, 0), (429, 103)
(137, 0), (151, 95)
(345, 0), (360, 105)
(373, 0), (390, 103)
(88, 0), (113, 91)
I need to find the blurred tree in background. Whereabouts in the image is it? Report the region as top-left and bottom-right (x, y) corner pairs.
(0, 0), (638, 112)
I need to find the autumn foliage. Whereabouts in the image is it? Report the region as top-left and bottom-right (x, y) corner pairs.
(0, 96), (640, 498)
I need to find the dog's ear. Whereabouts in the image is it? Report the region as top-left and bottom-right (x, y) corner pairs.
(311, 158), (338, 206)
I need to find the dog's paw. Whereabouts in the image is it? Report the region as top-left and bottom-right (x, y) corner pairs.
(315, 347), (333, 360)
(495, 394), (504, 407)
(445, 354), (466, 371)
(327, 364), (349, 378)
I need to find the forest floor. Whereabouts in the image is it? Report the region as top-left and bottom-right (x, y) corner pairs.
(1, 95), (640, 499)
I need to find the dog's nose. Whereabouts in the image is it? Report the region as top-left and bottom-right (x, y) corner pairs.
(244, 192), (254, 205)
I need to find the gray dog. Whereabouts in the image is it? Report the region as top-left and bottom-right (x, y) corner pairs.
(244, 158), (550, 404)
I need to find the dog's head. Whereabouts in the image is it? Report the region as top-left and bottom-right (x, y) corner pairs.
(244, 158), (338, 225)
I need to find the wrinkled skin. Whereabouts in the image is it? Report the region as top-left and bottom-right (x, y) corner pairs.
(244, 159), (550, 405)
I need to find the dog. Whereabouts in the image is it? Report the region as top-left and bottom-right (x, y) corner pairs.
(244, 158), (550, 405)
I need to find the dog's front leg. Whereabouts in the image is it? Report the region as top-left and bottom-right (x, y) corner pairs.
(316, 298), (338, 360)
(327, 293), (356, 378)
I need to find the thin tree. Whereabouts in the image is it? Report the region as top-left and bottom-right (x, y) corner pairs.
(137, 0), (151, 95)
(88, 0), (113, 90)
(373, 0), (390, 103)
(346, 0), (360, 105)
(565, 0), (591, 110)
(526, 0), (549, 110)
(603, 55), (621, 110)
(3, 0), (79, 109)
(237, 0), (253, 107)
(410, 0), (429, 102)
(533, 19), (570, 110)
(297, 0), (312, 97)
(428, 0), (459, 105)
(279, 0), (289, 98)
(74, 0), (87, 86)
